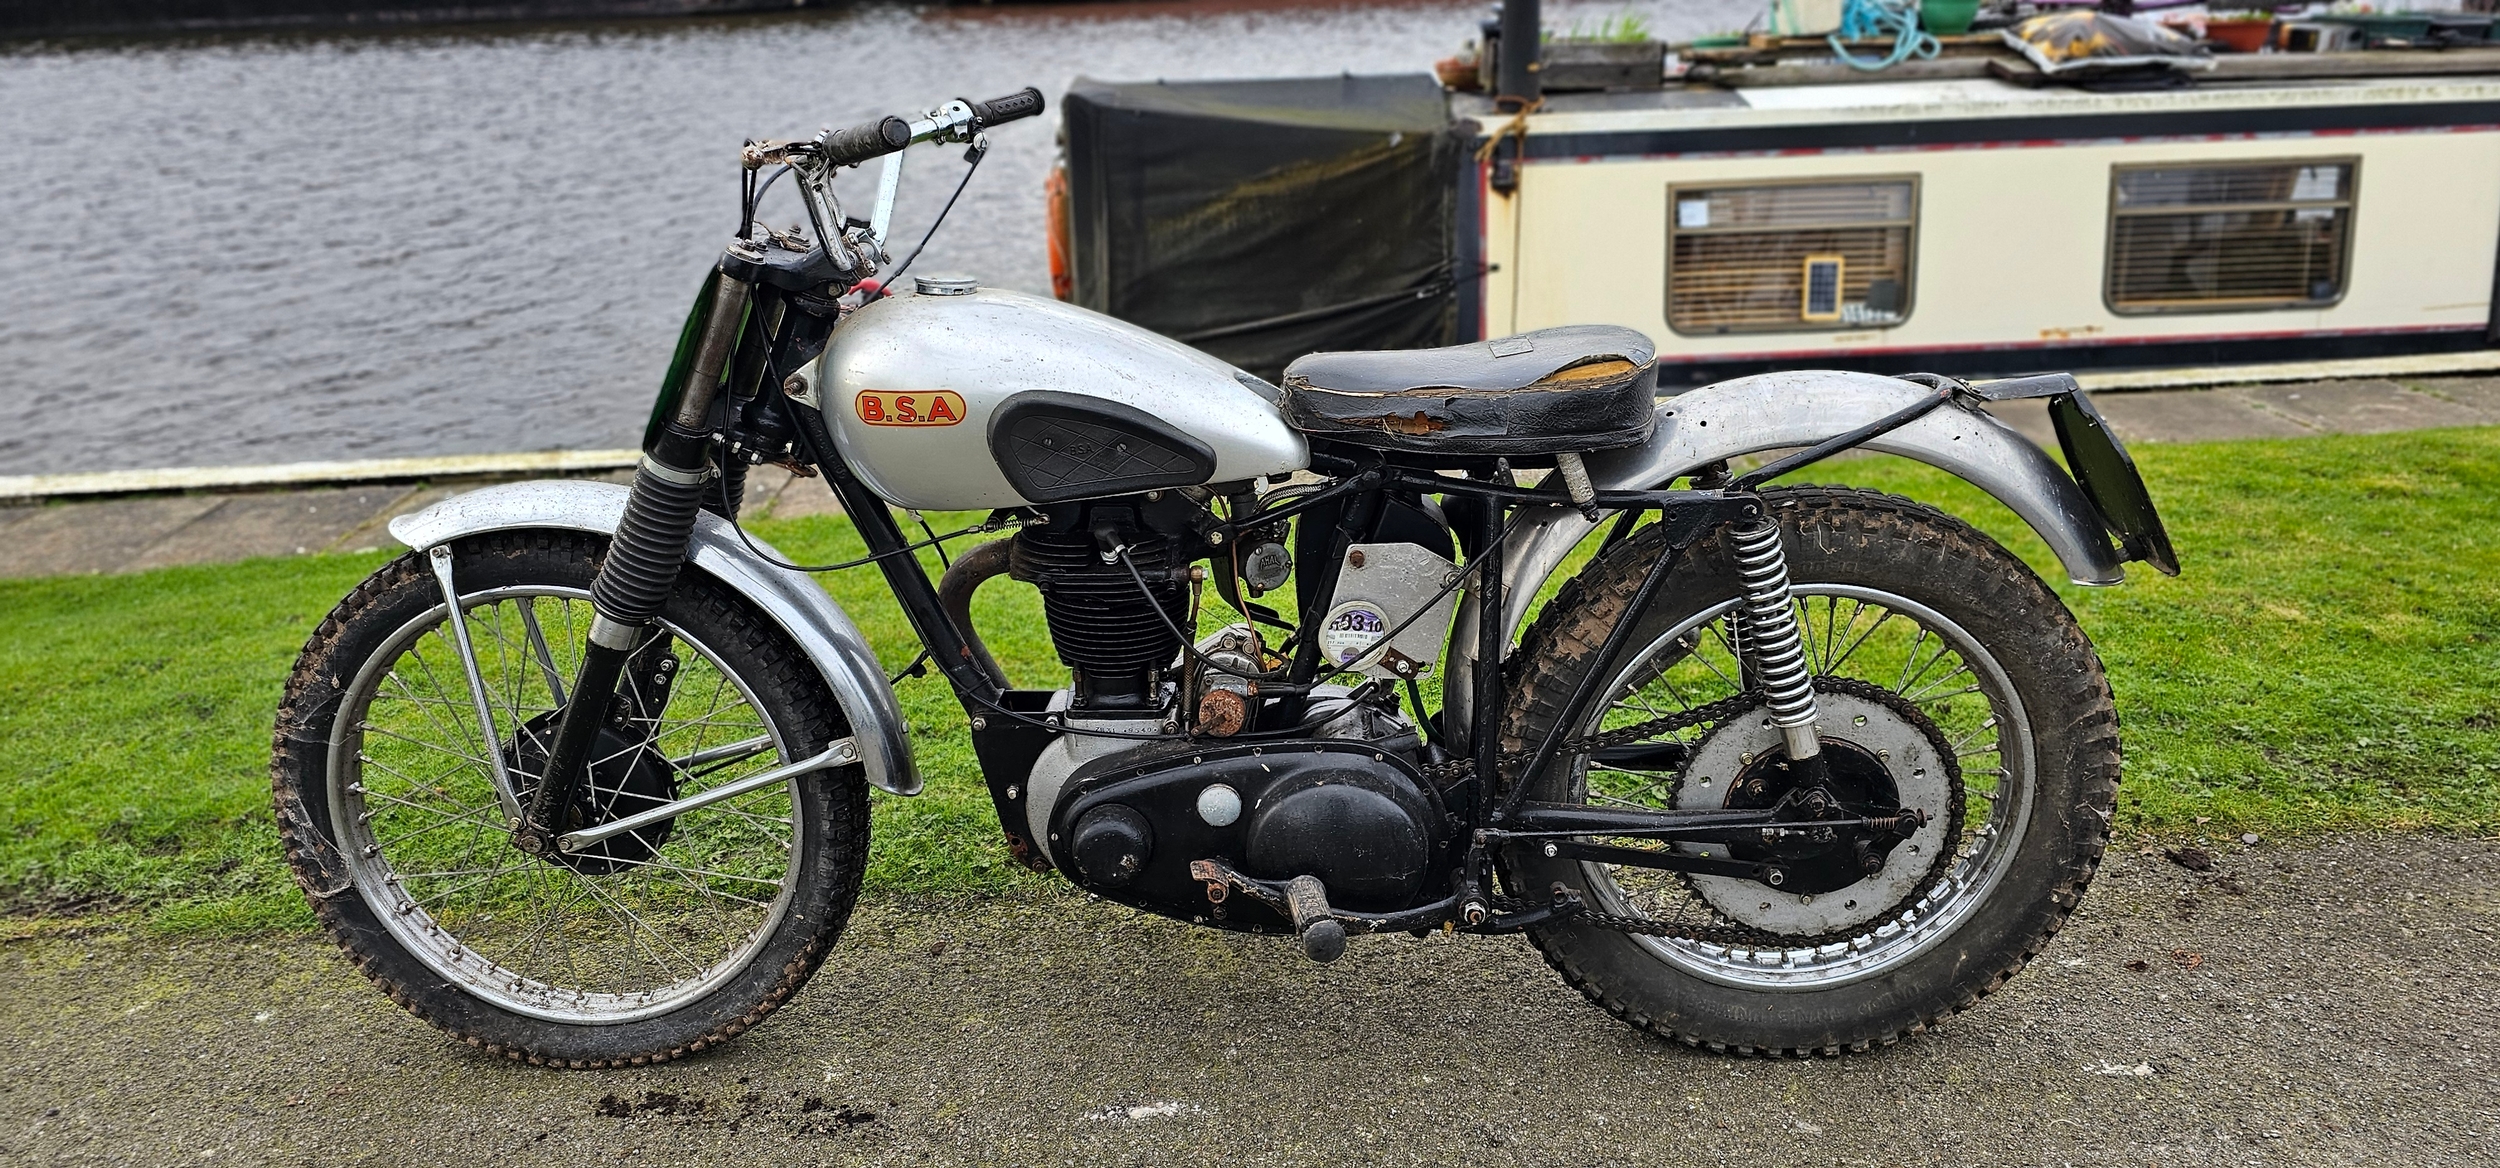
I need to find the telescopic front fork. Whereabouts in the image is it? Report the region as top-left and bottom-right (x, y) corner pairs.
(510, 260), (753, 858)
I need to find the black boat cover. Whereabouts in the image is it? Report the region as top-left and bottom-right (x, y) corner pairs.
(1060, 73), (1462, 381)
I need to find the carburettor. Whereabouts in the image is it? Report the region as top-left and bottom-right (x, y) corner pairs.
(1189, 624), (1266, 736)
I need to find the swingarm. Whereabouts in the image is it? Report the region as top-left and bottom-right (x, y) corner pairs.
(1485, 801), (1928, 886)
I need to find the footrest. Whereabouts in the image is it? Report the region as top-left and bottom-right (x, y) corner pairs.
(1284, 875), (1348, 963)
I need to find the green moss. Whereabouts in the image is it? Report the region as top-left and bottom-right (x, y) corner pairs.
(2, 425), (2494, 935)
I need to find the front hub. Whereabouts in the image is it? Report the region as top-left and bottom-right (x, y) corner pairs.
(503, 712), (681, 875)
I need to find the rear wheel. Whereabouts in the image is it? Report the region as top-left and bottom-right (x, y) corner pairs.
(1499, 488), (2120, 1055)
(271, 530), (869, 1067)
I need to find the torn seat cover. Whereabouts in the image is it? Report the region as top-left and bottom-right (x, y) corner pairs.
(1278, 325), (1658, 455)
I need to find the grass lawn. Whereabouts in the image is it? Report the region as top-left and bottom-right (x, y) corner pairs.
(2, 426), (2494, 935)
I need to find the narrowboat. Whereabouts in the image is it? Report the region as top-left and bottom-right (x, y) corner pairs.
(1054, 13), (2500, 384)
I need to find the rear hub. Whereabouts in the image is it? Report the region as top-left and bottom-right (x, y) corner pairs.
(1672, 678), (1964, 936)
(1720, 737), (1904, 895)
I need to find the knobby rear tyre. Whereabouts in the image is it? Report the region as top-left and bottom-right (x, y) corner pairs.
(1498, 487), (2122, 1055)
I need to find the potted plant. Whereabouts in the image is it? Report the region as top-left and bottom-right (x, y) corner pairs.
(1921, 0), (1982, 37)
(1540, 14), (1668, 92)
(2204, 9), (2278, 51)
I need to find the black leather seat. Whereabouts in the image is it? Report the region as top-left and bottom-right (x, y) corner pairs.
(1278, 325), (1658, 455)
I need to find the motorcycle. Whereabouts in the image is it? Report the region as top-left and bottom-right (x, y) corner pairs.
(271, 87), (2179, 1066)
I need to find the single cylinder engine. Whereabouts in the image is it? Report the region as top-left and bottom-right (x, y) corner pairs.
(1008, 500), (1193, 710)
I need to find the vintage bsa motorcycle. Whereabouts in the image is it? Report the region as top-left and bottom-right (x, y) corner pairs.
(272, 87), (2178, 1066)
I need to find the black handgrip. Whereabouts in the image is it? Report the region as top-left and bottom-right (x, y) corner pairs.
(968, 87), (1046, 128)
(821, 115), (913, 168)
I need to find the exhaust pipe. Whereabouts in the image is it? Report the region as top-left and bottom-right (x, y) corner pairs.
(936, 537), (1016, 691)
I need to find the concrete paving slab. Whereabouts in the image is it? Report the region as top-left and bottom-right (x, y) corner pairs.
(1988, 390), (2316, 446)
(330, 483), (454, 554)
(2100, 388), (2314, 443)
(2407, 374), (2500, 416)
(325, 472), (637, 555)
(0, 836), (2491, 1166)
(741, 465), (796, 516)
(0, 494), (225, 578)
(2238, 379), (2494, 434)
(3, 376), (2493, 580)
(125, 486), (418, 572)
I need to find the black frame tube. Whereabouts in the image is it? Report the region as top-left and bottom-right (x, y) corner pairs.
(784, 405), (1004, 709)
(1467, 486), (1505, 795)
(1489, 519), (1687, 825)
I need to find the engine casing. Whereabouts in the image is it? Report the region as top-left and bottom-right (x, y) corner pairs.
(819, 286), (1309, 510)
(1049, 740), (1453, 923)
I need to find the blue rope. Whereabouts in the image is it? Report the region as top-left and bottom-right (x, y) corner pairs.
(1828, 0), (1942, 70)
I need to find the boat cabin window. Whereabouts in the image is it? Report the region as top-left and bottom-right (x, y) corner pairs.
(2106, 160), (2357, 314)
(1665, 178), (1917, 335)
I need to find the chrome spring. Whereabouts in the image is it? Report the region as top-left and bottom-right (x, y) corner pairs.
(1728, 518), (1822, 759)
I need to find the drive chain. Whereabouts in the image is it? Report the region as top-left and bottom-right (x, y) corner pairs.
(1419, 689), (1764, 787)
(1435, 690), (1797, 947)
(1470, 680), (1966, 951)
(1450, 685), (1970, 950)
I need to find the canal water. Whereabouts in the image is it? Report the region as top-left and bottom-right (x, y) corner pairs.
(0, 0), (1752, 475)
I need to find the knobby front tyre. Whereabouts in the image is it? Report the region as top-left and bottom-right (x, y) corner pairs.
(271, 530), (870, 1068)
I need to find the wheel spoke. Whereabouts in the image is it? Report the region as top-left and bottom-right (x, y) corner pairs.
(412, 864), (525, 911)
(671, 734), (774, 772)
(516, 601), (569, 705)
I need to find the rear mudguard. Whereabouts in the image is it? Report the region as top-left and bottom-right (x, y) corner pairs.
(387, 479), (919, 796)
(1442, 370), (2129, 738)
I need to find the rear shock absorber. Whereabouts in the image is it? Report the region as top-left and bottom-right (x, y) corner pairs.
(1727, 516), (1822, 763)
(513, 253), (755, 856)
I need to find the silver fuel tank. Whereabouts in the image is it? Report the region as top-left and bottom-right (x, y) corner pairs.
(815, 283), (1309, 511)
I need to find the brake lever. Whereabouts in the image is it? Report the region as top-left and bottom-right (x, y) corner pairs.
(740, 139), (814, 170)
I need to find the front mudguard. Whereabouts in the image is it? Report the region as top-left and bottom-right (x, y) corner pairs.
(1443, 369), (2132, 737)
(387, 479), (919, 796)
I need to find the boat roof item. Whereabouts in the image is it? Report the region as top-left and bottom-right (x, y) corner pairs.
(1279, 326), (1658, 455)
(1059, 74), (1462, 381)
(2001, 10), (2215, 74)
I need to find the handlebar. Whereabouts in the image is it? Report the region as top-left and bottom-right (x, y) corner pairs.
(809, 88), (1047, 169)
(739, 86), (1044, 274)
(968, 87), (1046, 128)
(819, 115), (914, 169)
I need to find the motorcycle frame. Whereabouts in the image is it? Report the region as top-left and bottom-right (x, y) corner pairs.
(690, 273), (1976, 930)
(397, 229), (2170, 936)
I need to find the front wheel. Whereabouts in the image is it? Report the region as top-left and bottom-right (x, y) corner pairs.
(271, 530), (870, 1068)
(1499, 487), (2121, 1055)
